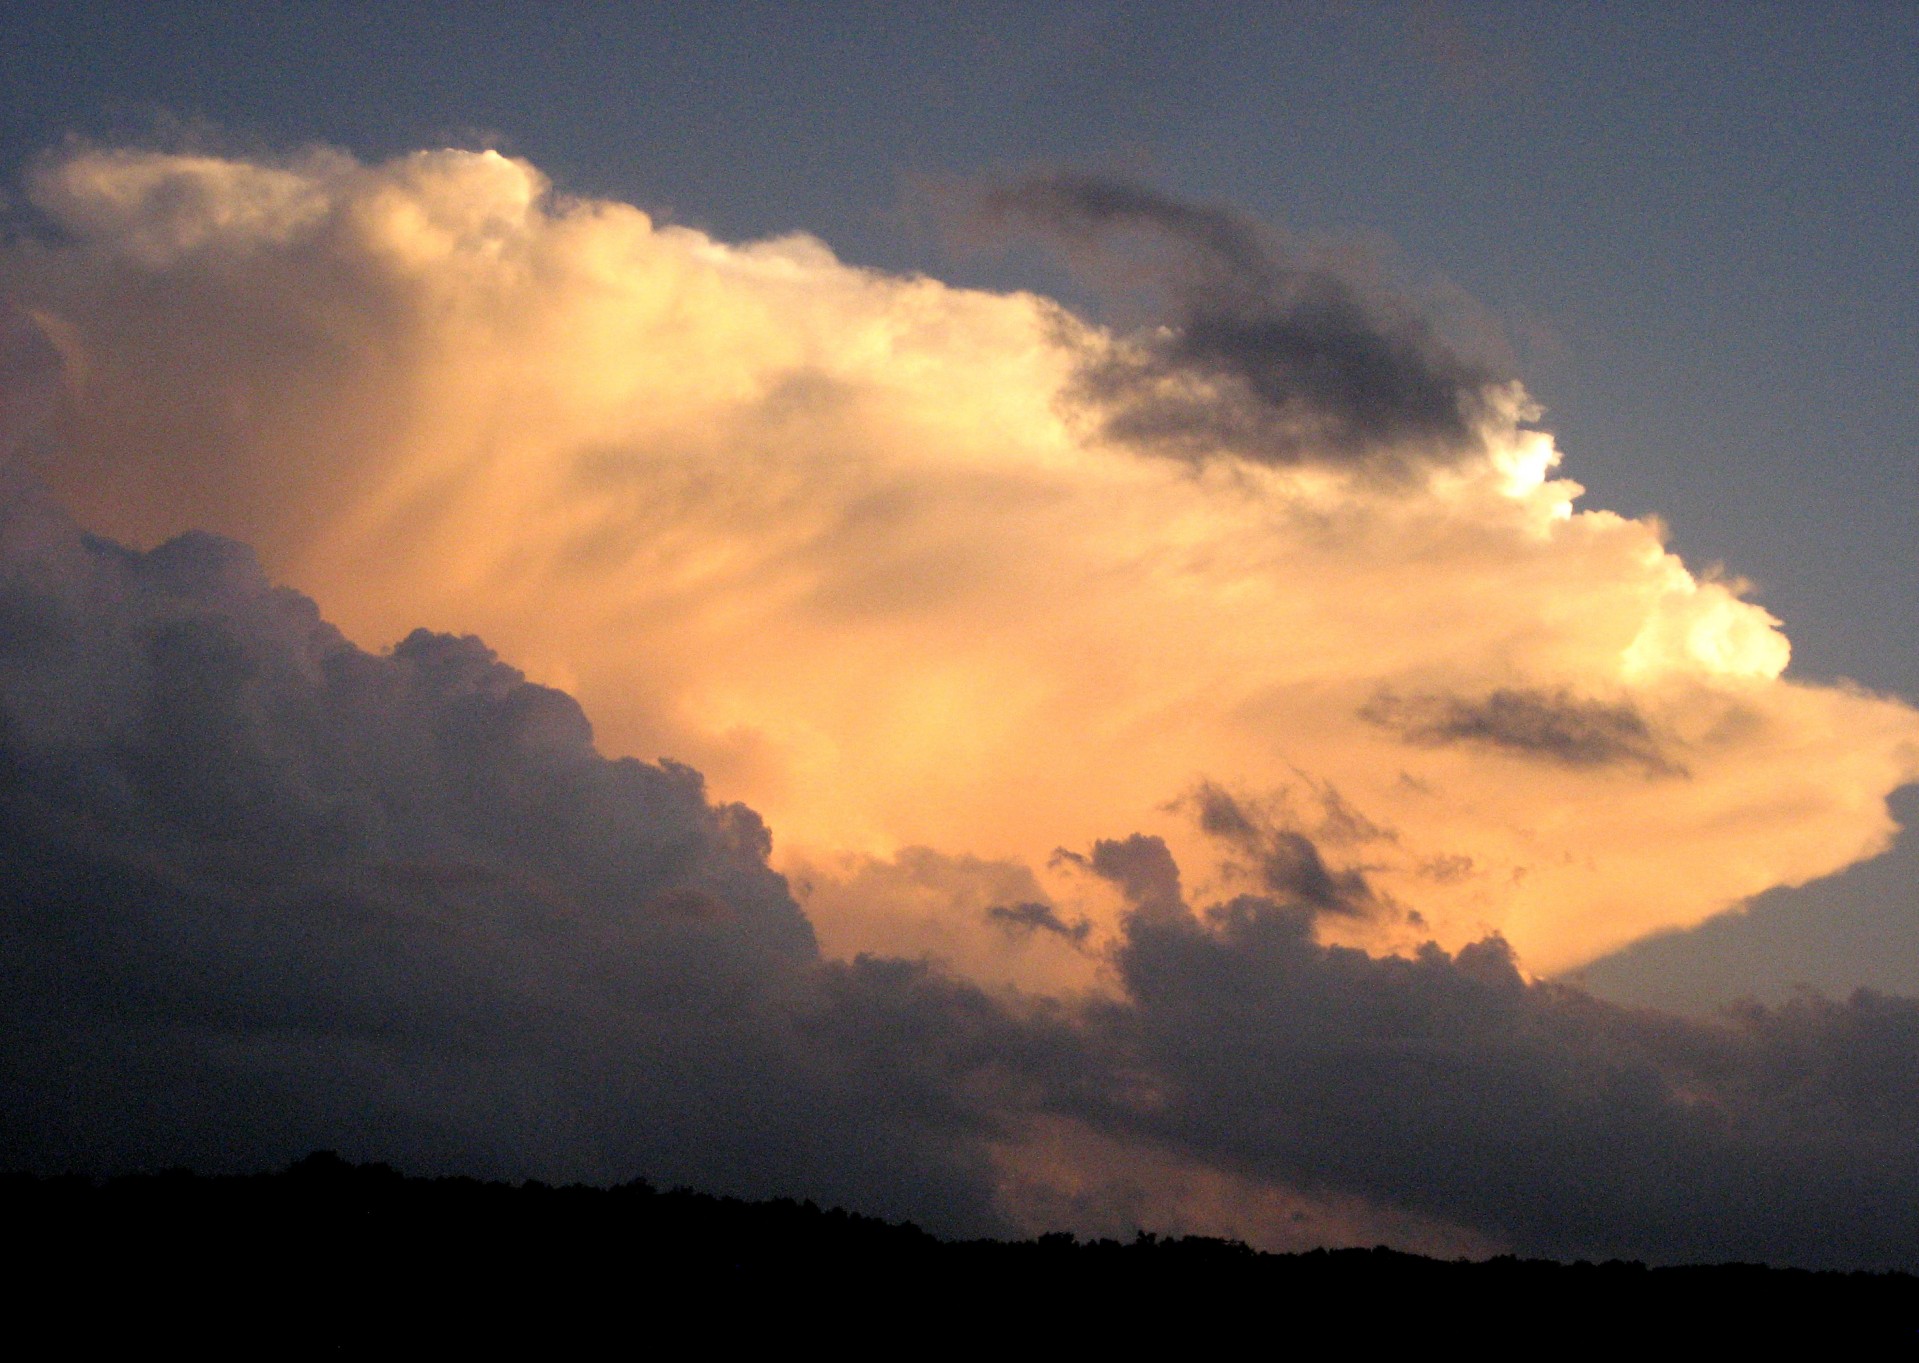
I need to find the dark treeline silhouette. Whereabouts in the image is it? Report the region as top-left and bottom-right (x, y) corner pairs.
(7, 1153), (1915, 1350)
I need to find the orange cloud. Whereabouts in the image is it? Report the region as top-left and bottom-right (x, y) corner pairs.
(6, 145), (1914, 976)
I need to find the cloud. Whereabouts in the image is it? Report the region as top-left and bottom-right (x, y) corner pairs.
(4, 468), (1919, 1266)
(1362, 687), (1682, 775)
(1187, 781), (1380, 917)
(0, 470), (1022, 1231)
(1081, 834), (1188, 920)
(985, 900), (1092, 945)
(1061, 831), (1919, 1268)
(3, 143), (1915, 980)
(980, 171), (1502, 469)
(789, 845), (1091, 994)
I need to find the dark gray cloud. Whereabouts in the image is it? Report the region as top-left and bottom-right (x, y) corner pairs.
(1189, 782), (1378, 917)
(985, 900), (1091, 945)
(1067, 840), (1919, 1268)
(981, 172), (1502, 470)
(1052, 833), (1185, 920)
(1361, 687), (1681, 775)
(0, 467), (1025, 1232)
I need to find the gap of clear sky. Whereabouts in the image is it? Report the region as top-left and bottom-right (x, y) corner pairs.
(3, 1), (1914, 1006)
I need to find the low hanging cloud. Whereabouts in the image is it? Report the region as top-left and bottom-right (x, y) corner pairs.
(0, 469), (1026, 1230)
(984, 900), (1093, 945)
(3, 142), (1915, 981)
(1187, 781), (1381, 918)
(1054, 833), (1919, 1269)
(1361, 686), (1682, 776)
(980, 171), (1502, 469)
(4, 470), (1919, 1267)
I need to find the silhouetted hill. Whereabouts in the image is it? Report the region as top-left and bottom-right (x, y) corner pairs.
(6, 1154), (1914, 1351)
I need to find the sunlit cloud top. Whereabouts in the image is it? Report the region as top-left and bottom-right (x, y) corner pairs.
(5, 145), (1914, 977)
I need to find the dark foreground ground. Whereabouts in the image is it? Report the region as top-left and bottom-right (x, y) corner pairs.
(5, 1154), (1915, 1351)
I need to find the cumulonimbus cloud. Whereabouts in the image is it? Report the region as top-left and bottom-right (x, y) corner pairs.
(5, 468), (1919, 1267)
(2, 143), (1914, 985)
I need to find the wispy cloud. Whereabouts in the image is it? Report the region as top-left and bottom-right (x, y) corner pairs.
(1362, 686), (1684, 776)
(981, 171), (1501, 470)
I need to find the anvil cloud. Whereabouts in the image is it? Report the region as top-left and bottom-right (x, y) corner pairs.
(7, 146), (1912, 977)
(2, 145), (1918, 1265)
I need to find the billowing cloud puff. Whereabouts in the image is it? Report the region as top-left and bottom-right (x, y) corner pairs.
(1054, 838), (1919, 1269)
(3, 144), (1915, 981)
(0, 469), (1024, 1230)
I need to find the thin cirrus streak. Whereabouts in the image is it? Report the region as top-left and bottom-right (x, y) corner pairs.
(4, 144), (1915, 979)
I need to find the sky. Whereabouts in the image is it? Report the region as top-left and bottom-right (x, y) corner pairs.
(1, 2), (1917, 1266)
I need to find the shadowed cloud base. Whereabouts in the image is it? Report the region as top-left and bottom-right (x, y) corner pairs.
(3, 469), (1918, 1267)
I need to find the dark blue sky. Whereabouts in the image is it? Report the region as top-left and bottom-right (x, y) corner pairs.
(3, 0), (1914, 1004)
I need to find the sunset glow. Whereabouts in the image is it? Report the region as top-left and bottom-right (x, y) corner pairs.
(10, 147), (1913, 980)
(6, 8), (1919, 1269)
